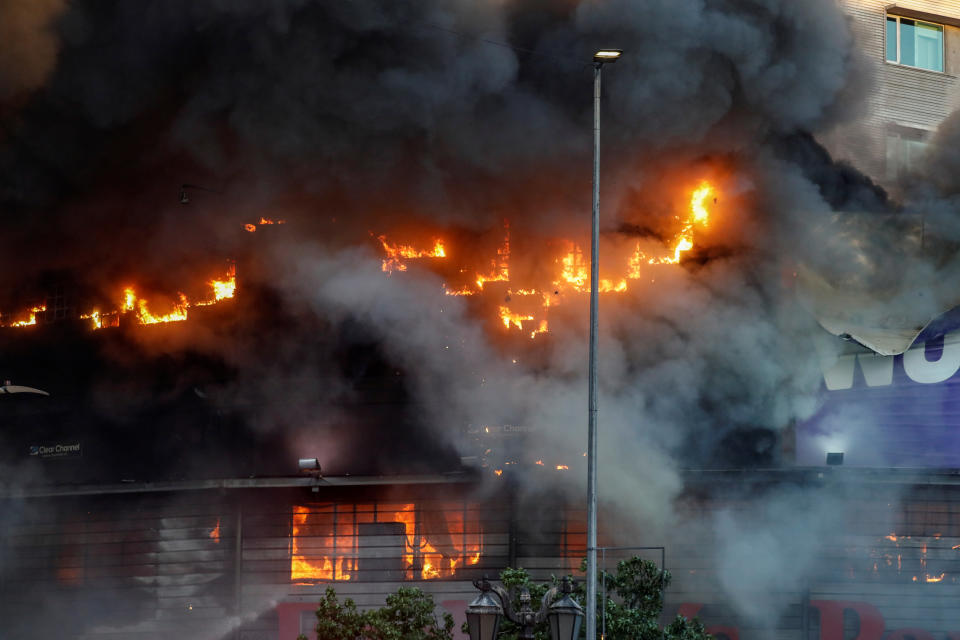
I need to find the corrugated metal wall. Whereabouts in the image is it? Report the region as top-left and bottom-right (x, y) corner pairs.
(0, 484), (591, 640)
(1, 492), (236, 640)
(10, 478), (960, 640)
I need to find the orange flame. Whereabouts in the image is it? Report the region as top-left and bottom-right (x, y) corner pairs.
(556, 465), (569, 470)
(195, 263), (237, 306)
(378, 236), (447, 272)
(476, 223), (510, 289)
(500, 306), (534, 331)
(291, 505), (353, 582)
(210, 519), (221, 543)
(134, 293), (189, 325)
(554, 244), (627, 293)
(291, 503), (482, 583)
(244, 218), (286, 232)
(8, 304), (46, 327)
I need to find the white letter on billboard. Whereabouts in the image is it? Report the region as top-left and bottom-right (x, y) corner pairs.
(903, 333), (960, 384)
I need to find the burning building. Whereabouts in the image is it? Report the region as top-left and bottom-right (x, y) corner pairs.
(5, 1), (960, 640)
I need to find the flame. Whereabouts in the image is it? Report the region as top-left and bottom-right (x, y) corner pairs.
(443, 285), (475, 296)
(925, 573), (946, 583)
(628, 180), (713, 269)
(554, 243), (628, 293)
(210, 519), (221, 543)
(5, 263), (237, 331)
(195, 263), (237, 306)
(8, 304), (46, 327)
(500, 306), (534, 331)
(535, 459), (544, 466)
(244, 218), (286, 232)
(80, 310), (118, 329)
(494, 469), (503, 476)
(530, 320), (549, 339)
(378, 236), (447, 272)
(81, 310), (102, 329)
(291, 505), (354, 582)
(475, 221), (510, 289)
(291, 503), (482, 583)
(885, 534), (898, 542)
(393, 182), (722, 340)
(135, 293), (189, 325)
(556, 464), (569, 470)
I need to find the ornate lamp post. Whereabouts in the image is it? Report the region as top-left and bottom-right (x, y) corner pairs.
(466, 576), (583, 640)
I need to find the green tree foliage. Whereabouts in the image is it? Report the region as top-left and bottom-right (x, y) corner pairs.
(490, 558), (711, 640)
(302, 585), (454, 640)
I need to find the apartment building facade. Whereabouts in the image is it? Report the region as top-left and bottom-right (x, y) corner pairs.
(832, 0), (960, 182)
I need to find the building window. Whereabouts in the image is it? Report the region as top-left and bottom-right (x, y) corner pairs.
(886, 15), (944, 72)
(290, 500), (485, 583)
(885, 125), (929, 180)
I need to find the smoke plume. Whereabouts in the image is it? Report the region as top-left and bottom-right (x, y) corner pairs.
(5, 0), (960, 631)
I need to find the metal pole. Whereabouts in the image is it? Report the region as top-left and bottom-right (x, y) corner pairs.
(586, 60), (602, 640)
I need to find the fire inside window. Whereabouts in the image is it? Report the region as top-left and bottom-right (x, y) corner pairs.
(886, 15), (944, 72)
(290, 502), (483, 582)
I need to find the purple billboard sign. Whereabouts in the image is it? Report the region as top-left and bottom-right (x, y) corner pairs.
(798, 330), (960, 468)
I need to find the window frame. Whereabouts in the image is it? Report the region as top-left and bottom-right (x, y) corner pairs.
(885, 14), (945, 73)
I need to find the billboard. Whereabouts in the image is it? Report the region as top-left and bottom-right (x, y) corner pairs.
(798, 329), (960, 467)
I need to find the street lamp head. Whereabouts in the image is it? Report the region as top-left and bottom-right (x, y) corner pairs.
(593, 49), (622, 63)
(547, 578), (584, 640)
(466, 577), (503, 640)
(298, 458), (321, 473)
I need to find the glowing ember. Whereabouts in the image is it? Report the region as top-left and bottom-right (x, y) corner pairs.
(244, 217), (286, 232)
(210, 519), (221, 543)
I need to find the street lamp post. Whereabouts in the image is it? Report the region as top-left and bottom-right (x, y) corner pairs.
(466, 576), (583, 640)
(587, 47), (621, 640)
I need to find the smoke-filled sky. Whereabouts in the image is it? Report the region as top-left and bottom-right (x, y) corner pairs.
(4, 0), (960, 628)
